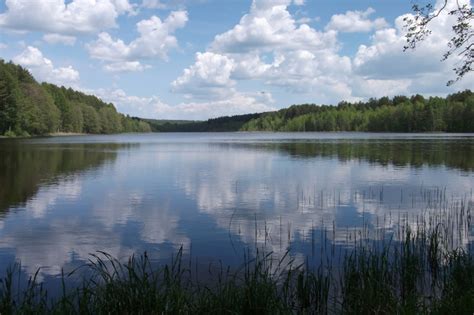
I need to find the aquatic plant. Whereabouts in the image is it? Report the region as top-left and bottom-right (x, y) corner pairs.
(0, 224), (472, 314)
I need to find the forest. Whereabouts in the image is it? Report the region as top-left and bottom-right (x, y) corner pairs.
(142, 91), (474, 133)
(144, 113), (263, 132)
(0, 60), (151, 137)
(241, 91), (474, 132)
(2, 59), (473, 135)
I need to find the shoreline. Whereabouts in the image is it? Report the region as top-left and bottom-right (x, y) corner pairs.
(2, 131), (474, 139)
(47, 132), (88, 137)
(0, 226), (471, 313)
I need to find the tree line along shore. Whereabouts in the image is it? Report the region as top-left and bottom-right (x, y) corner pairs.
(0, 60), (151, 137)
(1, 59), (473, 136)
(148, 91), (474, 132)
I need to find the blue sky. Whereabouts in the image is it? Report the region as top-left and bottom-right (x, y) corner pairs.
(0, 0), (472, 119)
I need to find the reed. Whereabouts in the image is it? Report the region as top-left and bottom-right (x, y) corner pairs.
(0, 186), (472, 314)
(0, 225), (472, 314)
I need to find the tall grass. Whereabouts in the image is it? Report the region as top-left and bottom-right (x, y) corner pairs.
(0, 226), (472, 314)
(0, 186), (472, 314)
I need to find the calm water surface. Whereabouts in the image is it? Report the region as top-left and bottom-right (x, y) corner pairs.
(0, 132), (473, 284)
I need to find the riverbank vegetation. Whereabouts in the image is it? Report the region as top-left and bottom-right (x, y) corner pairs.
(0, 224), (472, 314)
(242, 91), (474, 132)
(2, 58), (473, 135)
(0, 60), (151, 137)
(144, 113), (262, 132)
(139, 90), (474, 133)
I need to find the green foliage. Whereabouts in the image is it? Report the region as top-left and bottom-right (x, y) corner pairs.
(17, 83), (60, 135)
(0, 59), (151, 136)
(147, 113), (263, 132)
(0, 64), (20, 134)
(242, 91), (474, 133)
(3, 129), (16, 138)
(3, 57), (472, 136)
(0, 227), (472, 314)
(99, 106), (122, 134)
(81, 104), (101, 134)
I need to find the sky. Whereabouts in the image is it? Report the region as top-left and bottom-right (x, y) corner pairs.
(0, 0), (472, 120)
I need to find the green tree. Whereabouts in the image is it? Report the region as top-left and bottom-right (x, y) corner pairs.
(81, 104), (101, 134)
(404, 0), (473, 85)
(0, 59), (151, 136)
(99, 106), (123, 134)
(69, 102), (84, 133)
(0, 63), (20, 134)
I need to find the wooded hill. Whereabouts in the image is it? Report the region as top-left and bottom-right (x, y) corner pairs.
(0, 60), (151, 137)
(141, 91), (474, 133)
(2, 58), (472, 135)
(241, 91), (474, 132)
(144, 113), (263, 132)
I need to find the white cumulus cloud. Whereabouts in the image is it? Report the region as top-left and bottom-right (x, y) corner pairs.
(141, 0), (199, 10)
(352, 0), (474, 94)
(211, 1), (338, 54)
(173, 0), (351, 104)
(172, 0), (473, 109)
(43, 34), (77, 46)
(172, 52), (236, 99)
(0, 0), (135, 35)
(325, 7), (388, 33)
(103, 61), (151, 73)
(13, 46), (80, 86)
(87, 11), (188, 71)
(141, 0), (168, 9)
(92, 88), (275, 120)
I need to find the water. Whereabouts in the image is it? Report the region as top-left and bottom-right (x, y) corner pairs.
(0, 132), (473, 284)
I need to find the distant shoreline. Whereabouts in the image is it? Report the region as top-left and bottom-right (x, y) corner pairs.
(2, 131), (474, 139)
(0, 132), (88, 139)
(47, 132), (88, 137)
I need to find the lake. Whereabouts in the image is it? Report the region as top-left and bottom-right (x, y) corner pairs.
(0, 132), (473, 285)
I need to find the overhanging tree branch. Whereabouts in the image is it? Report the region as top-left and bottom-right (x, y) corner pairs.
(404, 0), (473, 85)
